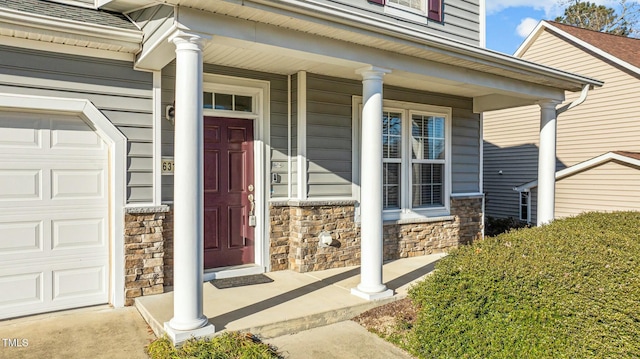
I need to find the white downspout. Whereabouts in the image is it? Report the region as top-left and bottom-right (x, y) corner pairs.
(556, 84), (590, 116)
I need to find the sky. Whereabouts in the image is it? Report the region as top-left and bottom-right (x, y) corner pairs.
(485, 0), (617, 55)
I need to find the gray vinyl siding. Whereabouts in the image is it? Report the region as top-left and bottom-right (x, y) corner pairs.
(0, 45), (154, 203)
(315, 0), (481, 45)
(160, 62), (288, 201)
(305, 74), (359, 197)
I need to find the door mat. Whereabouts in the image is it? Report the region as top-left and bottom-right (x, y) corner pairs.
(210, 274), (274, 289)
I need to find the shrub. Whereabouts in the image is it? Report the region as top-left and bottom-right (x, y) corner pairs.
(147, 332), (282, 359)
(485, 216), (530, 237)
(405, 211), (640, 359)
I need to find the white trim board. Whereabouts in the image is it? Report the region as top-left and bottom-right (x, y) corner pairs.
(0, 92), (127, 308)
(514, 151), (640, 192)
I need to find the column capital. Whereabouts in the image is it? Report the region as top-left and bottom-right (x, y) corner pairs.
(356, 66), (392, 80)
(169, 30), (210, 51)
(537, 99), (562, 110)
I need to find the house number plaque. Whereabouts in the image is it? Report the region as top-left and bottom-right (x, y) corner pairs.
(161, 157), (175, 175)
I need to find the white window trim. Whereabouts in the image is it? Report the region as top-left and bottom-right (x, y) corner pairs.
(519, 191), (531, 223)
(353, 96), (452, 222)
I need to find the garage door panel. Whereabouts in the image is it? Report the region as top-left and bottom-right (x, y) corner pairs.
(0, 117), (42, 149)
(0, 272), (43, 307)
(53, 265), (106, 301)
(50, 121), (104, 151)
(52, 218), (105, 250)
(0, 169), (41, 200)
(51, 169), (105, 200)
(0, 111), (109, 319)
(0, 221), (43, 254)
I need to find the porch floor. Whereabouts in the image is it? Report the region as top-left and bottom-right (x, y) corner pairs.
(135, 253), (445, 339)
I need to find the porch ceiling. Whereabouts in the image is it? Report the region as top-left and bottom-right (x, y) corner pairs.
(202, 38), (486, 99)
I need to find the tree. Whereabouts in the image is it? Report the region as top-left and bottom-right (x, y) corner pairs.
(554, 0), (640, 37)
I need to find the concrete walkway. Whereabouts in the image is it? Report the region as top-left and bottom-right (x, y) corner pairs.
(0, 306), (155, 359)
(269, 321), (414, 358)
(136, 254), (443, 339)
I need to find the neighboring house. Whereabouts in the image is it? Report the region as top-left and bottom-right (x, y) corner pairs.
(0, 0), (600, 340)
(484, 21), (640, 225)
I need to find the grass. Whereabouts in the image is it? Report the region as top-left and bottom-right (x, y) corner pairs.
(146, 332), (282, 359)
(362, 212), (640, 358)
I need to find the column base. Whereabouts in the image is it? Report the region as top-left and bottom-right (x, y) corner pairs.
(164, 321), (216, 345)
(351, 287), (394, 301)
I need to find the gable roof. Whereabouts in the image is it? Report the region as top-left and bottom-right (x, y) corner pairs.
(547, 21), (640, 68)
(515, 20), (640, 76)
(0, 0), (137, 30)
(514, 151), (640, 191)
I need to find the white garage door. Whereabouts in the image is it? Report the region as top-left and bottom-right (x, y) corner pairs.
(0, 111), (109, 319)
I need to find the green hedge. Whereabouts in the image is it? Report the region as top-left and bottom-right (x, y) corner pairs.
(405, 212), (640, 359)
(147, 332), (282, 359)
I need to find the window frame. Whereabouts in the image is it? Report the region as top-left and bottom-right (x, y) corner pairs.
(354, 97), (452, 222)
(519, 191), (530, 223)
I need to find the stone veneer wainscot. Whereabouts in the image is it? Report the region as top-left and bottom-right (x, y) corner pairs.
(269, 196), (483, 273)
(123, 206), (170, 305)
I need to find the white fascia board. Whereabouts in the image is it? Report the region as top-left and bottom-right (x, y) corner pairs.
(0, 7), (142, 53)
(536, 21), (640, 77)
(513, 152), (640, 191)
(200, 0), (602, 90)
(473, 93), (558, 113)
(514, 21), (546, 57)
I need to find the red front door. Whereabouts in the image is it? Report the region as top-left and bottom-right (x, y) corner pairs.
(203, 117), (255, 269)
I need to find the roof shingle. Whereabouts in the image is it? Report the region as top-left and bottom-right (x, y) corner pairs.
(0, 0), (138, 30)
(547, 21), (640, 68)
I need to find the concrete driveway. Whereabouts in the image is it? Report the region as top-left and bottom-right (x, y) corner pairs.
(0, 306), (155, 359)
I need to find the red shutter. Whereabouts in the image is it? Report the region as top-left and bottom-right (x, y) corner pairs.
(368, 0), (385, 5)
(428, 0), (442, 22)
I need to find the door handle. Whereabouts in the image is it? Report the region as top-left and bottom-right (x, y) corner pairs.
(248, 193), (256, 227)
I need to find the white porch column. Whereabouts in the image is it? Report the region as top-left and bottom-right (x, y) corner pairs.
(536, 100), (560, 226)
(352, 66), (393, 301)
(164, 31), (215, 343)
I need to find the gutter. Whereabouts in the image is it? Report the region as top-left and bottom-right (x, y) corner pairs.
(0, 7), (143, 53)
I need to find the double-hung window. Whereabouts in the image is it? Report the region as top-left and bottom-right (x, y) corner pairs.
(361, 98), (451, 221)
